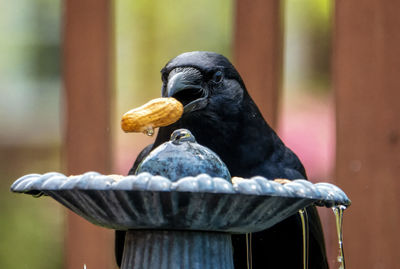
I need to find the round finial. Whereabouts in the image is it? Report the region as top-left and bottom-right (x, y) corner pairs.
(170, 129), (196, 145)
(136, 128), (230, 182)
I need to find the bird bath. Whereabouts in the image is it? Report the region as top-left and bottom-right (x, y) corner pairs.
(10, 130), (351, 269)
(11, 172), (350, 268)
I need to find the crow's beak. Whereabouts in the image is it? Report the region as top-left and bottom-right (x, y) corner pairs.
(164, 68), (208, 113)
(166, 71), (202, 97)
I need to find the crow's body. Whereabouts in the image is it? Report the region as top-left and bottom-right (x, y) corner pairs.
(116, 51), (328, 268)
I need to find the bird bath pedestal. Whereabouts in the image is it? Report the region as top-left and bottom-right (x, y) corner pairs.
(11, 172), (350, 269)
(121, 230), (232, 268)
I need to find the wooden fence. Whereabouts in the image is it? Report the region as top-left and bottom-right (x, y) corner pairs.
(63, 0), (400, 268)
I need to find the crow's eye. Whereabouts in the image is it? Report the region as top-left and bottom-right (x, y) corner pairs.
(212, 70), (224, 83)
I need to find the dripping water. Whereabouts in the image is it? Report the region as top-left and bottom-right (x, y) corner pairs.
(246, 233), (253, 269)
(144, 126), (155, 136)
(299, 208), (309, 269)
(332, 205), (347, 269)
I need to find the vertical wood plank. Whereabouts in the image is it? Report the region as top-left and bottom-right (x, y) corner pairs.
(63, 0), (115, 268)
(334, 0), (400, 267)
(233, 0), (283, 128)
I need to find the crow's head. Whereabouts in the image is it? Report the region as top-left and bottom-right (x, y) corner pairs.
(155, 51), (269, 163)
(161, 51), (248, 117)
(152, 51), (289, 177)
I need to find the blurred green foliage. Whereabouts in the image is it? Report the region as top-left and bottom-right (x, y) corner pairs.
(115, 0), (233, 115)
(0, 147), (63, 269)
(0, 0), (63, 268)
(284, 0), (332, 93)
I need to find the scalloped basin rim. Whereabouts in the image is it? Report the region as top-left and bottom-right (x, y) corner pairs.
(10, 172), (351, 232)
(10, 171), (351, 207)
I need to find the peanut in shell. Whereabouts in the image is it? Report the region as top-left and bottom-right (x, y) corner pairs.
(121, 97), (183, 134)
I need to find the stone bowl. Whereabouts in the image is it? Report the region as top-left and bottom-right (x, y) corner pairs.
(11, 171), (351, 233)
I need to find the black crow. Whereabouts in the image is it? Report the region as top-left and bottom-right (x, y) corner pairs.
(116, 51), (328, 268)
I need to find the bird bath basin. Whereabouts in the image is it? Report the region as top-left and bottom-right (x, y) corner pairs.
(11, 172), (350, 268)
(10, 129), (350, 268)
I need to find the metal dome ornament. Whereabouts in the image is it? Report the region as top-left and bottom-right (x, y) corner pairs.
(10, 129), (351, 269)
(136, 129), (231, 181)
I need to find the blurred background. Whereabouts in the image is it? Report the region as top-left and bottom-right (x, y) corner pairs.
(2, 0), (397, 268)
(0, 1), (63, 268)
(1, 0), (332, 268)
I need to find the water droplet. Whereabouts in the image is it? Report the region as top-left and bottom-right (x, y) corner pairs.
(299, 208), (309, 269)
(144, 126), (154, 136)
(332, 205), (347, 269)
(246, 233), (253, 269)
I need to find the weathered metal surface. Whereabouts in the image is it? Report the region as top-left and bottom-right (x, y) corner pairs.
(121, 230), (233, 269)
(11, 172), (350, 233)
(136, 129), (231, 182)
